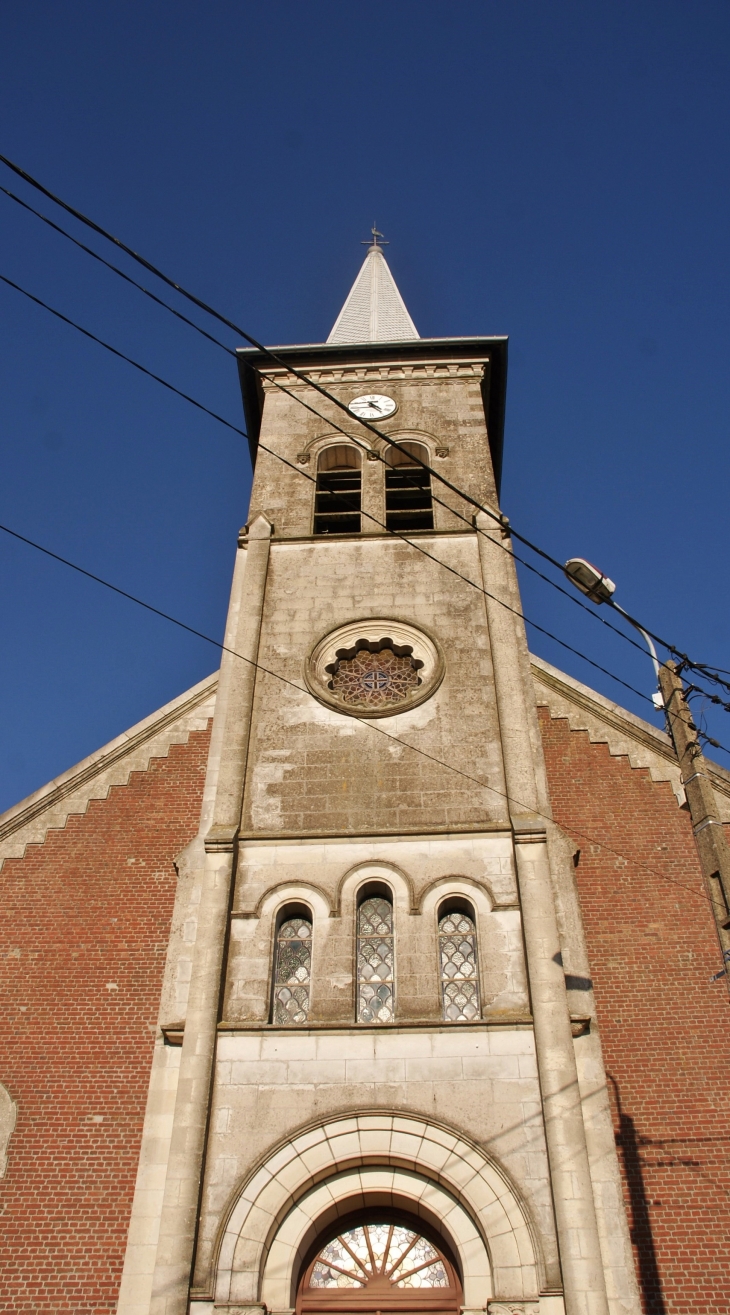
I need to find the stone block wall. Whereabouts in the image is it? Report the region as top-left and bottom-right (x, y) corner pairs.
(0, 727), (211, 1315)
(241, 534), (508, 838)
(538, 708), (730, 1315)
(248, 363), (498, 540)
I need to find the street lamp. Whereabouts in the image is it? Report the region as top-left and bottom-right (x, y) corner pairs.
(563, 557), (664, 708)
(564, 557), (730, 965)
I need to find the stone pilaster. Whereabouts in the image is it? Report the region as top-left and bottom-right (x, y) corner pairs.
(150, 516), (273, 1315)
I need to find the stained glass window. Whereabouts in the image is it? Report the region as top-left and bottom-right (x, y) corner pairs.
(329, 644), (421, 710)
(308, 1223), (450, 1290)
(438, 910), (480, 1022)
(272, 915), (312, 1024)
(357, 896), (394, 1023)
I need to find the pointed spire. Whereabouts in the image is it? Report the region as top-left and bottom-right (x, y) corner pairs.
(327, 226), (419, 344)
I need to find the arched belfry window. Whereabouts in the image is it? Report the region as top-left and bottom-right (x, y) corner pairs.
(357, 893), (394, 1023)
(438, 907), (480, 1021)
(297, 1219), (461, 1315)
(272, 910), (312, 1024)
(385, 441), (433, 532)
(314, 445), (362, 535)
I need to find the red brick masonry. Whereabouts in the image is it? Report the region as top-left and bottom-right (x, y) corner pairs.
(2, 708), (728, 1314)
(0, 726), (211, 1315)
(539, 708), (730, 1315)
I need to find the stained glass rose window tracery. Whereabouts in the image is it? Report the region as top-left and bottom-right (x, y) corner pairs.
(357, 896), (394, 1023)
(438, 910), (480, 1022)
(326, 640), (422, 711)
(308, 1223), (450, 1290)
(272, 915), (312, 1024)
(307, 619), (442, 720)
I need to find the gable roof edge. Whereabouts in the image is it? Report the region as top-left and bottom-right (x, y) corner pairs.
(531, 652), (730, 817)
(0, 673), (218, 866)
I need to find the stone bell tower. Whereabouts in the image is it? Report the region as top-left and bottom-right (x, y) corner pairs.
(117, 236), (640, 1315)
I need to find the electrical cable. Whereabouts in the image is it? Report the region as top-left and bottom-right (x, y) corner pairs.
(0, 175), (661, 672)
(7, 262), (730, 721)
(1, 514), (728, 919)
(0, 181), (236, 357)
(257, 365), (672, 676)
(0, 272), (245, 438)
(1, 149), (717, 686)
(0, 266), (658, 707)
(4, 165), (725, 702)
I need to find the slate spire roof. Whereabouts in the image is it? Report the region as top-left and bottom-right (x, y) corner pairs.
(327, 228), (419, 344)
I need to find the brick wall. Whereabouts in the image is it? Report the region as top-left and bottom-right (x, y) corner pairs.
(539, 709), (730, 1315)
(0, 725), (211, 1315)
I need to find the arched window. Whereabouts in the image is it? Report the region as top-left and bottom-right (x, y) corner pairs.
(298, 1219), (461, 1315)
(357, 893), (394, 1023)
(385, 441), (433, 532)
(314, 445), (362, 535)
(272, 911), (312, 1024)
(438, 907), (480, 1021)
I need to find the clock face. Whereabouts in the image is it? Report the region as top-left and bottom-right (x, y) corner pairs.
(348, 393), (397, 420)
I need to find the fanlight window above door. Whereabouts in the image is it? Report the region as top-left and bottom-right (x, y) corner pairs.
(309, 1224), (450, 1290)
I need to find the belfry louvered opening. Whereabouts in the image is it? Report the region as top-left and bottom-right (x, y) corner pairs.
(314, 445), (362, 535)
(385, 441), (433, 532)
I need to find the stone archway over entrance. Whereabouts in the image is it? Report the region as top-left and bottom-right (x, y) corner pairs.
(211, 1113), (548, 1310)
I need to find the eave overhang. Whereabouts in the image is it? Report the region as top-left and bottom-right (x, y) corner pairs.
(236, 335), (509, 497)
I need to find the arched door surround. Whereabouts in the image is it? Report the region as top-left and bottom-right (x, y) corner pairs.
(297, 1213), (462, 1315)
(211, 1114), (547, 1308)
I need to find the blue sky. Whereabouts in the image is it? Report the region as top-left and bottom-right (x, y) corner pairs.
(1, 1), (730, 809)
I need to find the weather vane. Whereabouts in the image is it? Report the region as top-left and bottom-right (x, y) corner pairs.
(362, 223), (388, 250)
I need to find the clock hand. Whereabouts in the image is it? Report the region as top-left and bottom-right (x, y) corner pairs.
(366, 400), (382, 412)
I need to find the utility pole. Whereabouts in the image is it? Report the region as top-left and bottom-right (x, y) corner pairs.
(658, 660), (730, 986)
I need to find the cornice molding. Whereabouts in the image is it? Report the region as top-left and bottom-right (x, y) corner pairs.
(260, 359), (487, 388)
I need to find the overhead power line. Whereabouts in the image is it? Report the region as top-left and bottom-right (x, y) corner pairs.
(0, 272), (244, 438)
(5, 261), (730, 722)
(0, 150), (713, 685)
(0, 266), (659, 707)
(0, 514), (728, 926)
(1, 176), (670, 681)
(0, 181), (236, 357)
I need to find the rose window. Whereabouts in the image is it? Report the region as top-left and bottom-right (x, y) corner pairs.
(327, 643), (422, 710)
(307, 619), (443, 719)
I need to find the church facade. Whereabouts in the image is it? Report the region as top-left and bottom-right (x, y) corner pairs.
(1, 244), (729, 1315)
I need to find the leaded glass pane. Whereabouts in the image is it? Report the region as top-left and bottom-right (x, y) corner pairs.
(395, 1261), (449, 1289)
(308, 1224), (452, 1293)
(385, 1226), (417, 1269)
(357, 897), (394, 1023)
(439, 911), (480, 1022)
(330, 646), (420, 710)
(272, 916), (311, 1025)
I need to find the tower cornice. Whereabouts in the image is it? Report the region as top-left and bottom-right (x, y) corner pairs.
(236, 334), (508, 495)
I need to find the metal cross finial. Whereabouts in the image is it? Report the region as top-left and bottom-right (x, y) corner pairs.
(362, 223), (388, 250)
